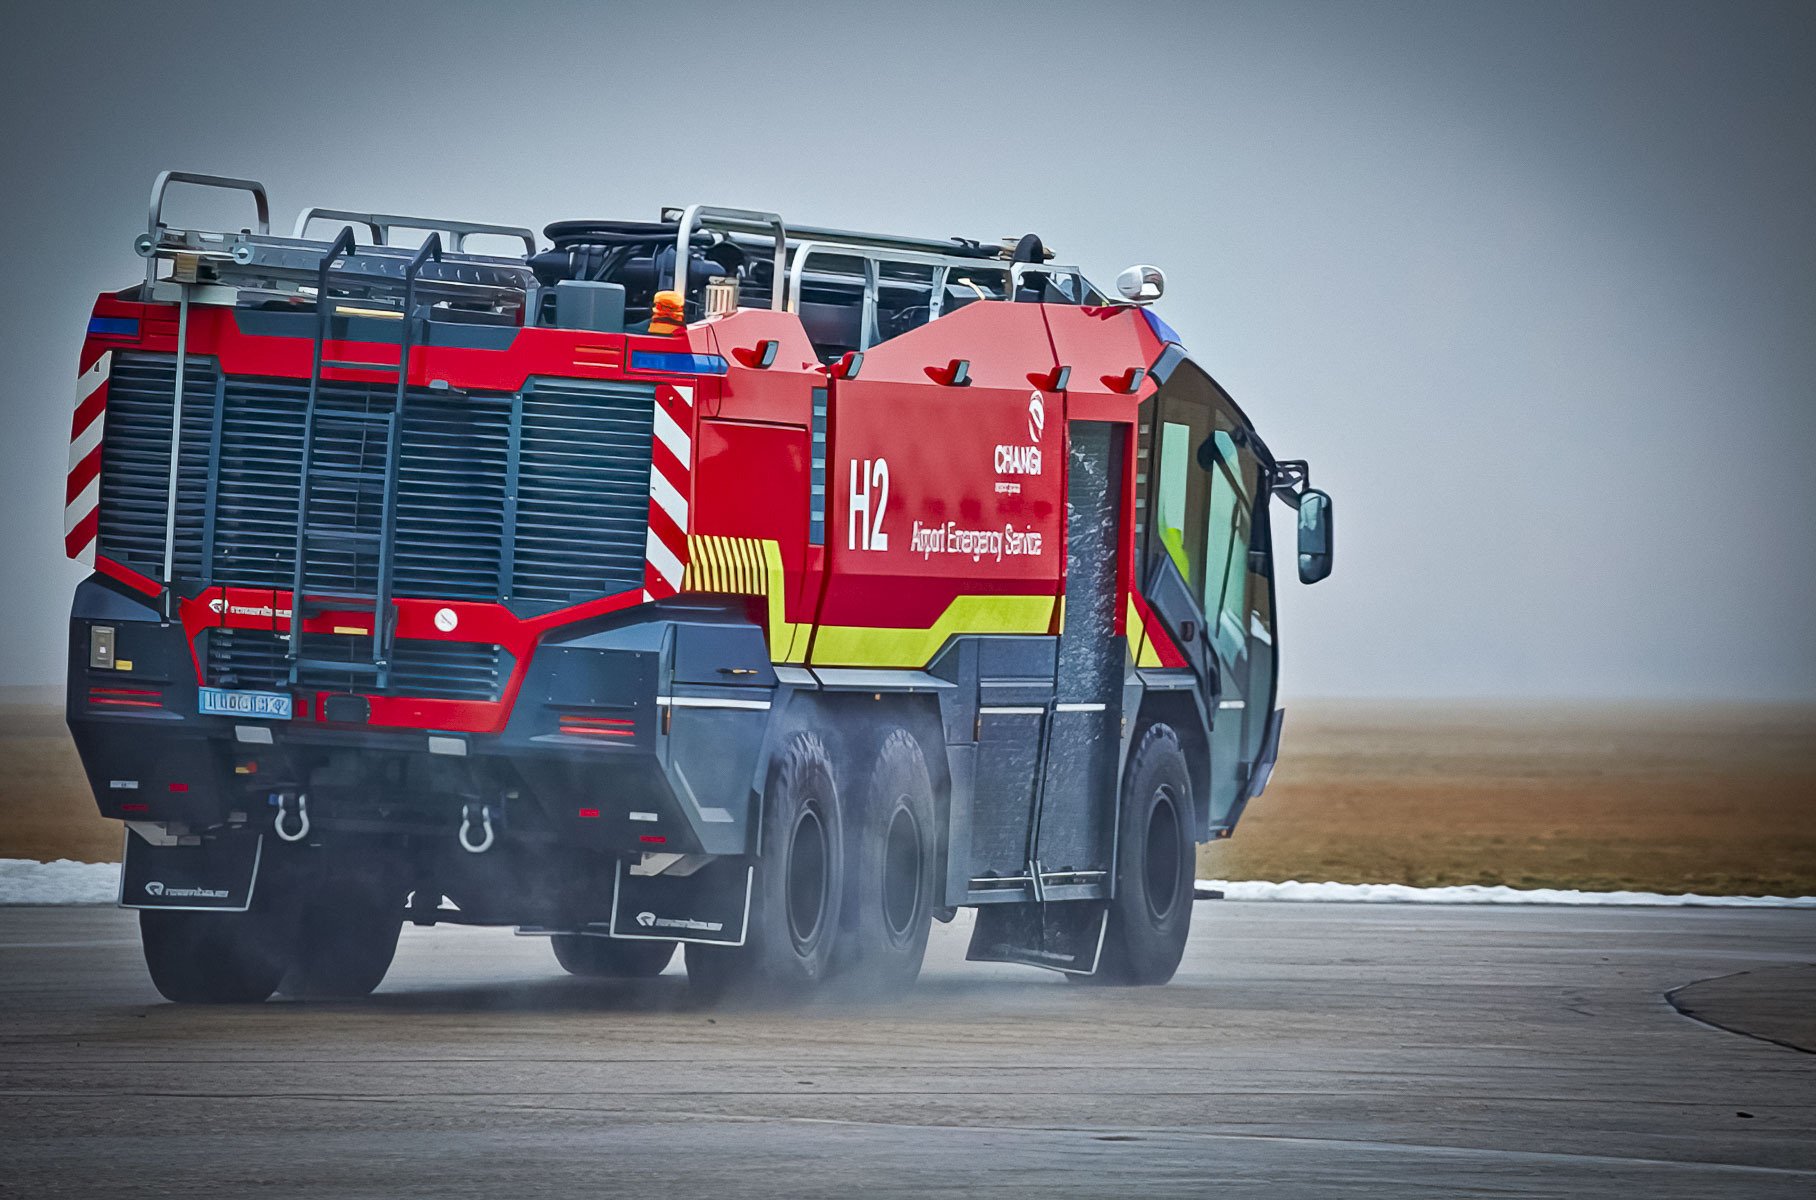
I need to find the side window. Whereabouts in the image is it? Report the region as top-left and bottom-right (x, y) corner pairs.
(1141, 364), (1266, 657)
(1140, 380), (1213, 597)
(1202, 427), (1262, 668)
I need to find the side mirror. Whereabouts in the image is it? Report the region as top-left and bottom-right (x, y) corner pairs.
(1114, 264), (1165, 305)
(1297, 489), (1334, 584)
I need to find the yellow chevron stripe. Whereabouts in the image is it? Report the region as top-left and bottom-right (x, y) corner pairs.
(1126, 595), (1161, 667)
(761, 540), (809, 664)
(809, 594), (1057, 669)
(681, 537), (1058, 668)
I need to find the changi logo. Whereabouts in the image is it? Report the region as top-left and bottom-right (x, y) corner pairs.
(145, 881), (165, 897)
(995, 392), (1045, 477)
(636, 910), (657, 927)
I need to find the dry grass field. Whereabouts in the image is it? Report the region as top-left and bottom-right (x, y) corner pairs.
(1198, 700), (1816, 896)
(3, 689), (1812, 895)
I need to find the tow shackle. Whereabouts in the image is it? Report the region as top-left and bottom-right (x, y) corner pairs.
(274, 791), (311, 843)
(458, 803), (495, 854)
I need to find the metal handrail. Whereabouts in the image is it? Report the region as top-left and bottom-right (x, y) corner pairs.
(293, 207), (536, 256)
(785, 242), (1089, 348)
(671, 205), (787, 311)
(287, 227), (362, 673)
(371, 234), (444, 677)
(141, 171), (271, 290)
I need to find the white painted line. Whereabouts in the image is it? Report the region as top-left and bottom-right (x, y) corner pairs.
(654, 696), (772, 711)
(1055, 702), (1106, 713)
(62, 477), (99, 535)
(980, 706), (1044, 715)
(1198, 879), (1816, 908)
(644, 529), (684, 588)
(652, 402), (691, 464)
(649, 470), (689, 531)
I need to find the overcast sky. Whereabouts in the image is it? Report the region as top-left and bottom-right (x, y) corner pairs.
(1, 0), (1811, 699)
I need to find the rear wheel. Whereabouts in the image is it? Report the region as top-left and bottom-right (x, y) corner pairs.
(1093, 722), (1195, 986)
(279, 872), (405, 1000)
(140, 908), (287, 1004)
(551, 934), (676, 978)
(835, 728), (937, 992)
(687, 732), (843, 1001)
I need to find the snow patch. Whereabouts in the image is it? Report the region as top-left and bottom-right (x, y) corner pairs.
(0, 859), (119, 905)
(1199, 879), (1816, 908)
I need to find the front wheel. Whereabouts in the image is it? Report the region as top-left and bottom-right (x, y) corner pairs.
(140, 908), (287, 1004)
(687, 732), (843, 1001)
(1093, 722), (1196, 985)
(552, 934), (676, 978)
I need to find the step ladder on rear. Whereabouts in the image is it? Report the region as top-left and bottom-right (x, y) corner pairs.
(285, 229), (443, 690)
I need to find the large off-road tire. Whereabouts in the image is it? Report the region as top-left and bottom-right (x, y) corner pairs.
(278, 873), (405, 1000)
(687, 732), (843, 1001)
(834, 728), (937, 993)
(1093, 722), (1195, 986)
(551, 934), (676, 978)
(139, 908), (287, 1004)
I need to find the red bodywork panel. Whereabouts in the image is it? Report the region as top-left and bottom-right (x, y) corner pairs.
(71, 292), (1171, 730)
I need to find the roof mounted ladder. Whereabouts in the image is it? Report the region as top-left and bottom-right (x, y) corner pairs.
(285, 228), (442, 690)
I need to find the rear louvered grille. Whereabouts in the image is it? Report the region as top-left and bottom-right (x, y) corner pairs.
(514, 381), (655, 603)
(210, 376), (512, 599)
(96, 356), (217, 578)
(203, 628), (509, 701)
(94, 353), (662, 699)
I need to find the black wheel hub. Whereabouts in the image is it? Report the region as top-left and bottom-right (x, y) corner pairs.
(787, 803), (830, 949)
(881, 801), (923, 940)
(1143, 787), (1183, 923)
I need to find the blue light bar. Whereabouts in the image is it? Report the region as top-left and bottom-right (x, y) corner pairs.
(1139, 308), (1183, 349)
(630, 351), (729, 375)
(87, 316), (140, 338)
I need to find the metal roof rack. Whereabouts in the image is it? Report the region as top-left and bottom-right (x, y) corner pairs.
(136, 171), (536, 313)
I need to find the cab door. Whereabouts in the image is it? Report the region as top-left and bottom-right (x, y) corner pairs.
(1138, 360), (1277, 826)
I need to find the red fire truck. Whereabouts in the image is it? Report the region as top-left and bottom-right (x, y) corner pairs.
(64, 171), (1333, 1003)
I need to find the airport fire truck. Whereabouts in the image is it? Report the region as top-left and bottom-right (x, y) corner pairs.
(64, 171), (1334, 1003)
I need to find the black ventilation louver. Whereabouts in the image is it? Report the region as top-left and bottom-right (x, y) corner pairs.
(95, 354), (217, 580)
(95, 354), (662, 693)
(511, 379), (655, 605)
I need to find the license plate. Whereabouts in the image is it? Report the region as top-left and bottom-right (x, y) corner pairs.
(197, 687), (292, 720)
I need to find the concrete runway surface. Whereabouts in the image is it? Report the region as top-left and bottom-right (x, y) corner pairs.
(2, 902), (1812, 1199)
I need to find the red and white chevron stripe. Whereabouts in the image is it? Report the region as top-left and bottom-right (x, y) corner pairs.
(64, 351), (113, 566)
(643, 381), (693, 601)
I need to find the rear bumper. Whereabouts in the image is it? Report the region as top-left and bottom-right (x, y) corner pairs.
(68, 578), (776, 857)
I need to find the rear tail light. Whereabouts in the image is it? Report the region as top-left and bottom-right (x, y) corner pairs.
(558, 714), (636, 739)
(88, 686), (162, 710)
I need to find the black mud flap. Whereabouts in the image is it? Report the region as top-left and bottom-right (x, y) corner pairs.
(120, 828), (263, 912)
(608, 858), (751, 946)
(966, 901), (1107, 975)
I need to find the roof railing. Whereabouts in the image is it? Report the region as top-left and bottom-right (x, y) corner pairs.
(292, 207), (536, 256)
(785, 241), (1093, 349)
(668, 205), (788, 311)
